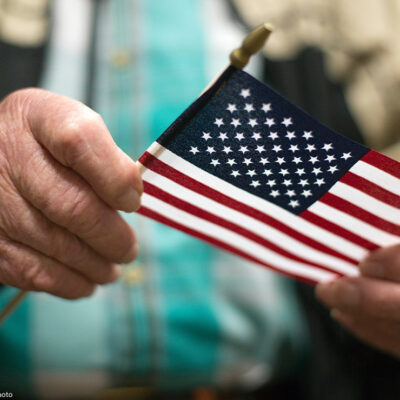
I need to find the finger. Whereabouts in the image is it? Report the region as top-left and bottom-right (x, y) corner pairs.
(359, 244), (400, 283)
(331, 310), (400, 359)
(14, 145), (138, 264)
(0, 191), (121, 284)
(316, 276), (400, 320)
(0, 237), (96, 299)
(24, 89), (142, 212)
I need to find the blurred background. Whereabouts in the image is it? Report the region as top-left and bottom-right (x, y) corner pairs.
(0, 0), (399, 399)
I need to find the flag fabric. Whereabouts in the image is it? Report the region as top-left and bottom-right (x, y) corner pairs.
(137, 66), (400, 284)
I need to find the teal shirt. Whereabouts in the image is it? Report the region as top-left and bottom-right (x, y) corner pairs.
(0, 0), (308, 396)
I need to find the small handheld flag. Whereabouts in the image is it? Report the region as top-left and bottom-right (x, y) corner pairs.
(137, 27), (400, 284)
(1, 24), (399, 328)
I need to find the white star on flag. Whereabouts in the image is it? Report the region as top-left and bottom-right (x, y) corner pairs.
(242, 158), (252, 166)
(303, 131), (313, 140)
(235, 132), (244, 141)
(282, 117), (293, 127)
(268, 132), (278, 140)
(261, 103), (272, 112)
(240, 88), (250, 98)
(231, 118), (241, 127)
(226, 103), (237, 113)
(244, 103), (255, 112)
(248, 119), (258, 127)
(286, 131), (296, 140)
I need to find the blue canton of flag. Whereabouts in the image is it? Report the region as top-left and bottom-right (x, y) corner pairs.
(138, 67), (400, 284)
(164, 71), (368, 214)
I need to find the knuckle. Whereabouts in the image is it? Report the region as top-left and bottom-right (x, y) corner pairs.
(58, 110), (106, 167)
(58, 109), (104, 167)
(0, 207), (25, 241)
(59, 118), (89, 166)
(0, 238), (40, 291)
(20, 262), (51, 292)
(62, 188), (99, 233)
(0, 239), (22, 286)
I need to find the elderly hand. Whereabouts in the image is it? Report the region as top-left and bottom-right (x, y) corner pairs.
(0, 89), (142, 299)
(316, 244), (400, 359)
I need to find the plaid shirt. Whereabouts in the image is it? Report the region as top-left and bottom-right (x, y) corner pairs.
(0, 0), (308, 397)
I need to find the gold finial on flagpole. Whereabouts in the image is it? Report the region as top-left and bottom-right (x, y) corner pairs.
(230, 23), (274, 69)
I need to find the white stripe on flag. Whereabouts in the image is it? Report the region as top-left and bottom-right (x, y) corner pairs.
(145, 143), (370, 259)
(308, 201), (399, 246)
(330, 181), (399, 222)
(142, 192), (339, 283)
(142, 168), (359, 275)
(350, 161), (400, 196)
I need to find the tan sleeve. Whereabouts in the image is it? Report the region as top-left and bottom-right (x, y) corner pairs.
(233, 0), (400, 152)
(0, 0), (50, 47)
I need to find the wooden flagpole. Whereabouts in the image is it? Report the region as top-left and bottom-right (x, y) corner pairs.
(0, 290), (28, 327)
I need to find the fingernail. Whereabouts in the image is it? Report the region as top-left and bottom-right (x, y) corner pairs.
(117, 188), (141, 212)
(359, 261), (384, 278)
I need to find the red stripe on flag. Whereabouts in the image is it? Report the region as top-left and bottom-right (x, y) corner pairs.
(340, 171), (400, 208)
(144, 180), (342, 275)
(137, 206), (327, 285)
(301, 210), (378, 251)
(361, 150), (400, 179)
(320, 193), (400, 235)
(140, 152), (358, 265)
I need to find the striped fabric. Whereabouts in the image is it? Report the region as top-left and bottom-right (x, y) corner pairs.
(139, 148), (399, 282)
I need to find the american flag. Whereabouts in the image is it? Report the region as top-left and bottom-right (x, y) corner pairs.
(137, 67), (400, 284)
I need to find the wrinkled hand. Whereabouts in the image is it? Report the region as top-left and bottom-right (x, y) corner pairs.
(316, 244), (400, 359)
(0, 89), (142, 299)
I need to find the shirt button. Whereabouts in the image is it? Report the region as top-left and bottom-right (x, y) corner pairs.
(123, 263), (145, 285)
(110, 50), (132, 68)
